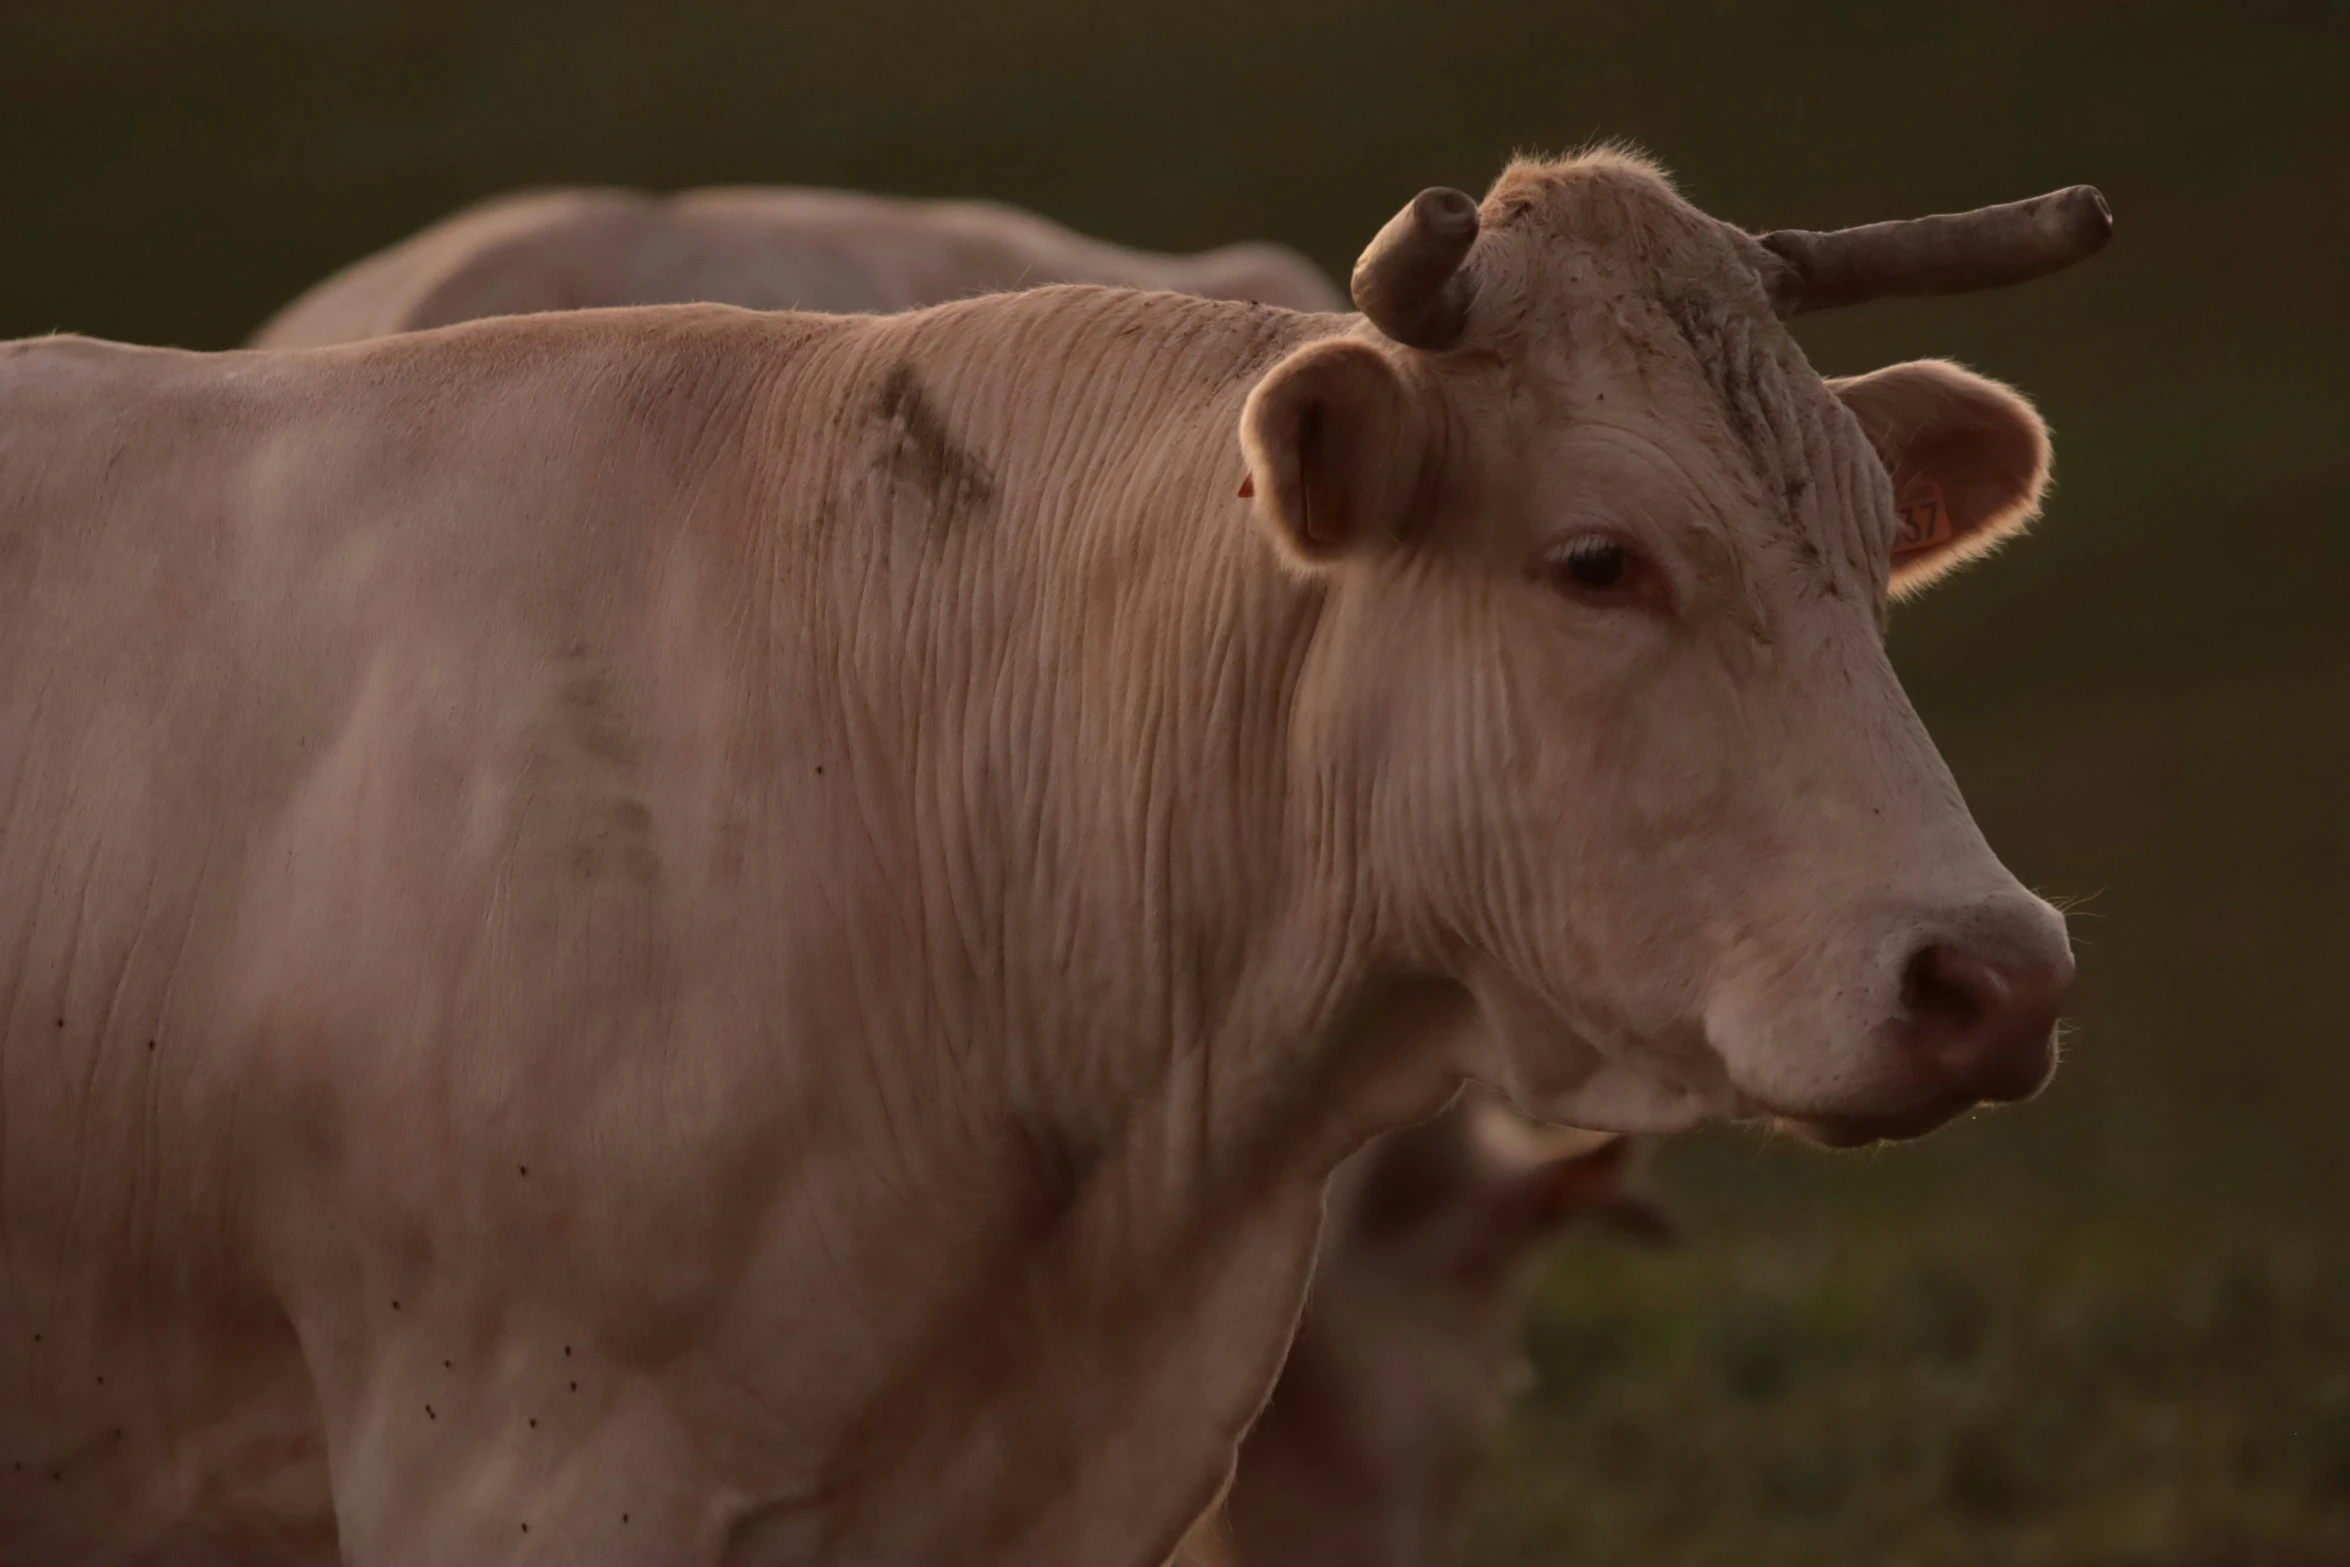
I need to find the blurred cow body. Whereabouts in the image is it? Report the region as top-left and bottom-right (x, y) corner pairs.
(0, 150), (2098, 1563)
(1218, 1093), (1670, 1567)
(250, 185), (1342, 349)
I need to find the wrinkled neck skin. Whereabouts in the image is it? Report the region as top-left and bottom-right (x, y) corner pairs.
(710, 292), (1477, 1565)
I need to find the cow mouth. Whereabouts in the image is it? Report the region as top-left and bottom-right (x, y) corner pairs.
(1775, 1098), (1979, 1149)
(1766, 1018), (2063, 1150)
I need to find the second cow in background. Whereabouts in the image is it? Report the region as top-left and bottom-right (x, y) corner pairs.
(1220, 1092), (1671, 1567)
(250, 184), (1342, 346)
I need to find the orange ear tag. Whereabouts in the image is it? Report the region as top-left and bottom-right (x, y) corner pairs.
(1237, 472), (1255, 499)
(1893, 477), (1953, 557)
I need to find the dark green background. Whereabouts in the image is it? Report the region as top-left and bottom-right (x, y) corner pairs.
(6, 2), (2346, 1561)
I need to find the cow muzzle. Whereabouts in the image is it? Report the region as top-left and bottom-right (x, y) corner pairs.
(1781, 895), (2074, 1148)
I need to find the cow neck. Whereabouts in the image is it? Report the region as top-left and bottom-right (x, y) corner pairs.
(724, 290), (1473, 1564)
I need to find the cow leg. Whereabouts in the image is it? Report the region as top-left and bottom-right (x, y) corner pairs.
(303, 1329), (732, 1566)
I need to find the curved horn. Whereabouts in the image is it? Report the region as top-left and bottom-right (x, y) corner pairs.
(1351, 187), (1481, 350)
(1758, 185), (2112, 317)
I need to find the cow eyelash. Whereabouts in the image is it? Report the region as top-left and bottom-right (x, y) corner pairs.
(1541, 533), (1657, 609)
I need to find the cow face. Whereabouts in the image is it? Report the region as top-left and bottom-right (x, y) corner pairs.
(1239, 152), (2098, 1144)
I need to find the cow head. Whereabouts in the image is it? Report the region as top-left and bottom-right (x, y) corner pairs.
(1240, 151), (2108, 1145)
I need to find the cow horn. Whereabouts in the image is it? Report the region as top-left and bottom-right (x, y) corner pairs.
(1351, 187), (1481, 351)
(1756, 185), (2112, 317)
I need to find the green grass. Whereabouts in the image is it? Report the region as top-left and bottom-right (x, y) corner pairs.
(1474, 1186), (2350, 1567)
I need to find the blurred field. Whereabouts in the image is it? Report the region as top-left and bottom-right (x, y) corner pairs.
(5, 1), (2346, 1560)
(1480, 1206), (2350, 1567)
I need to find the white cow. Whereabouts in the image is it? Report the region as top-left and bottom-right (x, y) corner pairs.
(249, 185), (1343, 348)
(0, 148), (2105, 1565)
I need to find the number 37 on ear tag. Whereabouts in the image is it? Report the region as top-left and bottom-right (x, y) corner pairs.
(1893, 477), (1953, 558)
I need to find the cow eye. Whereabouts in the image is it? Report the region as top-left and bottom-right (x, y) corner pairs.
(1544, 533), (1648, 604)
(1558, 537), (1627, 590)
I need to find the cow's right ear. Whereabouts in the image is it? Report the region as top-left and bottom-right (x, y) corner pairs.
(1238, 338), (1424, 566)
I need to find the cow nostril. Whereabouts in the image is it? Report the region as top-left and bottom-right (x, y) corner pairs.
(1900, 943), (1997, 1039)
(1894, 933), (2067, 1105)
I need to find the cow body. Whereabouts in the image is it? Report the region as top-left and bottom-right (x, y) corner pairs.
(2, 294), (1378, 1564)
(0, 151), (2090, 1565)
(249, 186), (1341, 349)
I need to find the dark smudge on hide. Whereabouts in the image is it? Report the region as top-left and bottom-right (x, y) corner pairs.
(1653, 288), (1849, 592)
(872, 360), (996, 525)
(1655, 290), (1773, 475)
(1013, 1112), (1095, 1234)
(546, 648), (663, 890)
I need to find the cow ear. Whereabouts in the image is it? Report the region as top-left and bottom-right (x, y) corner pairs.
(1238, 337), (1425, 566)
(1830, 359), (2052, 598)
